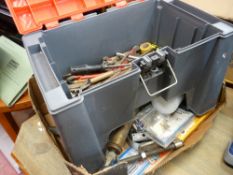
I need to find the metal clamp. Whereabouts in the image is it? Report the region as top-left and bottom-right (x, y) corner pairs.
(140, 59), (177, 97)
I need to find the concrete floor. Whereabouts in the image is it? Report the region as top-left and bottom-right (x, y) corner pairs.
(154, 88), (233, 175)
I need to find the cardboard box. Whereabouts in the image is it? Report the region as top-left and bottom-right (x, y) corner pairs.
(182, 0), (233, 21)
(12, 77), (226, 175)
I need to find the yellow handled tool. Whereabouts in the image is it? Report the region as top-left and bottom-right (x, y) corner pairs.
(177, 109), (215, 141)
(140, 42), (157, 54)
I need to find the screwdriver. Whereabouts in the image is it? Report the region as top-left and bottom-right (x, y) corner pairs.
(66, 74), (101, 84)
(68, 69), (125, 90)
(70, 64), (131, 75)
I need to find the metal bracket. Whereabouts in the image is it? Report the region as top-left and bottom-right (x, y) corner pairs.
(117, 49), (178, 97)
(140, 59), (177, 97)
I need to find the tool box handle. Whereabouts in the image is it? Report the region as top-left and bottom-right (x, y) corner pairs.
(140, 59), (178, 97)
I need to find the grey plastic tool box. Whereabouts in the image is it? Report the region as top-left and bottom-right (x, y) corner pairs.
(19, 0), (233, 172)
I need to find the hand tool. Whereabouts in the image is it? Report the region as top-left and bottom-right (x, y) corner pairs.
(103, 66), (131, 82)
(105, 122), (132, 167)
(63, 73), (72, 79)
(89, 67), (131, 89)
(68, 70), (121, 91)
(67, 65), (131, 85)
(90, 70), (116, 84)
(116, 52), (138, 60)
(70, 89), (82, 97)
(119, 45), (140, 64)
(138, 141), (160, 152)
(118, 140), (183, 164)
(177, 109), (215, 141)
(102, 56), (121, 65)
(68, 79), (88, 89)
(66, 74), (101, 83)
(140, 42), (157, 55)
(70, 64), (131, 75)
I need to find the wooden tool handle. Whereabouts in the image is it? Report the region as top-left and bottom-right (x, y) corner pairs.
(90, 71), (115, 84)
(68, 79), (87, 89)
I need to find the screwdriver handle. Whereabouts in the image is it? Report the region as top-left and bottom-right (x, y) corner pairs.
(70, 64), (104, 75)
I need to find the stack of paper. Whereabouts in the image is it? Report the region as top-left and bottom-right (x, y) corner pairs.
(0, 36), (32, 106)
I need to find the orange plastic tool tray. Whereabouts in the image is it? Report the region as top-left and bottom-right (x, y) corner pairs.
(5, 0), (129, 34)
